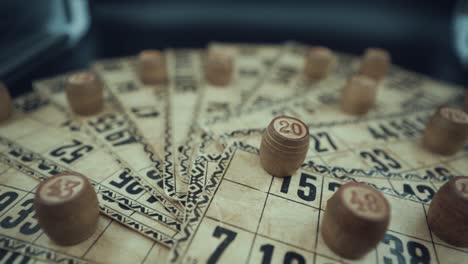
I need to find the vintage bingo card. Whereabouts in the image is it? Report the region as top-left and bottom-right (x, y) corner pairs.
(0, 160), (169, 264)
(0, 93), (178, 246)
(170, 144), (468, 264)
(33, 72), (186, 220)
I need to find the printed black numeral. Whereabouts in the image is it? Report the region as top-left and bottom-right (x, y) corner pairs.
(14, 94), (45, 112)
(423, 167), (454, 181)
(368, 124), (399, 141)
(61, 120), (81, 132)
(146, 170), (164, 189)
(382, 233), (430, 264)
(360, 148), (401, 172)
(272, 65), (297, 85)
(0, 198), (40, 235)
(382, 233), (405, 264)
(407, 241), (431, 264)
(88, 113), (124, 133)
(131, 106), (160, 118)
(284, 252), (306, 264)
(37, 160), (61, 175)
(328, 182), (341, 192)
(280, 173), (317, 202)
(310, 132), (338, 153)
(402, 184), (435, 201)
(260, 244), (274, 264)
(0, 191), (19, 212)
(0, 248), (32, 263)
(260, 244), (306, 264)
(105, 129), (137, 147)
(7, 149), (34, 163)
(109, 170), (144, 195)
(49, 139), (93, 164)
(207, 226), (237, 264)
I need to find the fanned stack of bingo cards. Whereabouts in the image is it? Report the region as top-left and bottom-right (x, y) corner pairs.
(0, 41), (466, 264)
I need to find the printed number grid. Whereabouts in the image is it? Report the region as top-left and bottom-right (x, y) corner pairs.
(310, 118), (468, 264)
(295, 110), (468, 263)
(95, 58), (192, 203)
(0, 113), (173, 262)
(2, 113), (156, 220)
(0, 162), (93, 263)
(37, 64), (183, 218)
(309, 110), (465, 184)
(311, 143), (468, 264)
(25, 106), (180, 230)
(180, 147), (468, 264)
(0, 153), (169, 264)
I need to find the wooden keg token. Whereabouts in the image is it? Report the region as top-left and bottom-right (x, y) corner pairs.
(34, 172), (99, 246)
(423, 107), (468, 155)
(0, 82), (12, 123)
(321, 182), (390, 259)
(304, 46), (335, 80)
(359, 48), (391, 81)
(259, 116), (310, 177)
(205, 49), (233, 86)
(428, 176), (468, 247)
(340, 75), (377, 115)
(65, 71), (104, 116)
(137, 50), (167, 85)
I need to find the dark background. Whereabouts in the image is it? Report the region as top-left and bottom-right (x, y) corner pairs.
(1, 0), (466, 96)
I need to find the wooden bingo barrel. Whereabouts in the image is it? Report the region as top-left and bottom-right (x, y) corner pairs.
(0, 82), (12, 123)
(34, 172), (100, 246)
(428, 176), (468, 247)
(340, 75), (377, 115)
(205, 49), (234, 86)
(321, 182), (390, 259)
(359, 48), (391, 81)
(423, 107), (468, 155)
(137, 50), (167, 85)
(259, 116), (310, 177)
(304, 46), (335, 80)
(65, 71), (104, 116)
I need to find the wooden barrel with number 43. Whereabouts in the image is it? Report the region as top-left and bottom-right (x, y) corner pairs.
(34, 172), (100, 246)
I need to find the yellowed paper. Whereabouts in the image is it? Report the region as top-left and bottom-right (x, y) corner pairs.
(94, 51), (205, 202)
(163, 49), (204, 200)
(201, 61), (465, 184)
(170, 144), (467, 263)
(206, 55), (463, 147)
(170, 49), (467, 263)
(200, 43), (282, 124)
(33, 73), (185, 221)
(0, 161), (169, 264)
(182, 43), (282, 221)
(0, 96), (176, 246)
(93, 57), (177, 202)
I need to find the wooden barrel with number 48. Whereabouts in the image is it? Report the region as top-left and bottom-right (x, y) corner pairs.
(34, 172), (100, 246)
(427, 176), (468, 247)
(321, 182), (390, 259)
